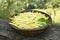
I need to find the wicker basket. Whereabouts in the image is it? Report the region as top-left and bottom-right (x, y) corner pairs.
(10, 9), (52, 37)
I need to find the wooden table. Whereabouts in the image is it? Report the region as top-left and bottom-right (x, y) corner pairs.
(0, 19), (60, 40)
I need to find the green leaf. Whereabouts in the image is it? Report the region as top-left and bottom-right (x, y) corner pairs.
(38, 18), (46, 22)
(45, 20), (51, 25)
(39, 23), (47, 28)
(39, 23), (46, 27)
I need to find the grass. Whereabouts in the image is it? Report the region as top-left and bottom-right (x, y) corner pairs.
(0, 9), (9, 19)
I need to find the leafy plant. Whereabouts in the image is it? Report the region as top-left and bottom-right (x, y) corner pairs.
(38, 18), (51, 27)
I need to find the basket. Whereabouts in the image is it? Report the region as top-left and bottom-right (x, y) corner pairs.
(9, 9), (52, 37)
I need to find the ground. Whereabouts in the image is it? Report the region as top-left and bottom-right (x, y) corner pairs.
(0, 19), (60, 40)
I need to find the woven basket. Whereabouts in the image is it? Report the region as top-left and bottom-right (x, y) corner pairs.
(10, 9), (52, 37)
